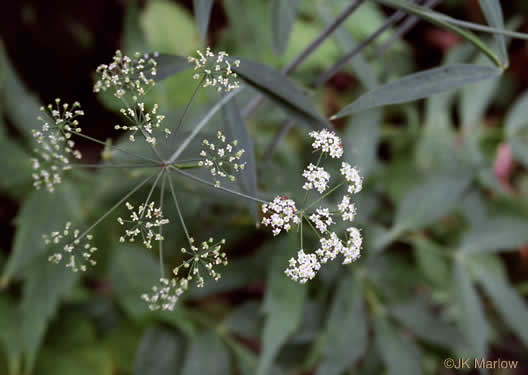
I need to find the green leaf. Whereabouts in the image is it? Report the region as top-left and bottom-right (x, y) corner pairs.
(317, 273), (368, 375)
(454, 260), (488, 359)
(2, 183), (82, 284)
(475, 267), (528, 347)
(459, 216), (528, 254)
(222, 97), (258, 221)
(0, 124), (32, 198)
(332, 65), (501, 118)
(181, 331), (231, 375)
(460, 57), (501, 132)
(155, 54), (192, 81)
(141, 0), (200, 56)
(411, 236), (450, 287)
(372, 0), (502, 67)
(271, 0), (300, 55)
(0, 45), (43, 140)
(0, 294), (21, 374)
(108, 244), (160, 319)
(392, 172), (472, 236)
(478, 0), (508, 67)
(319, 3), (378, 90)
(374, 316), (423, 375)
(343, 109), (381, 178)
(193, 0), (214, 42)
(257, 236), (307, 375)
(134, 326), (185, 375)
(18, 256), (79, 372)
(505, 90), (528, 168)
(229, 57), (330, 130)
(390, 297), (462, 350)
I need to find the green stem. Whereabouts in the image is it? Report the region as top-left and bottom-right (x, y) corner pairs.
(73, 163), (157, 169)
(167, 172), (193, 246)
(303, 215), (322, 239)
(174, 76), (205, 134)
(168, 165), (267, 204)
(77, 173), (155, 241)
(171, 162), (202, 169)
(304, 182), (344, 211)
(372, 0), (502, 68)
(72, 131), (161, 164)
(159, 172), (167, 277)
(168, 89), (241, 163)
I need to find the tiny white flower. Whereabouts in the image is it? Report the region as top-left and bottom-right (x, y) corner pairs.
(261, 196), (300, 236)
(340, 162), (362, 194)
(302, 163), (330, 194)
(308, 129), (343, 158)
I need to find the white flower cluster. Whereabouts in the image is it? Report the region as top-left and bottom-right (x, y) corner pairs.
(340, 162), (362, 194)
(261, 196), (301, 236)
(309, 208), (334, 233)
(302, 163), (330, 193)
(309, 129), (343, 158)
(44, 222), (97, 272)
(199, 131), (246, 187)
(115, 103), (169, 145)
(188, 48), (241, 92)
(261, 129), (364, 284)
(173, 237), (228, 288)
(118, 201), (169, 249)
(284, 249), (320, 284)
(31, 99), (84, 192)
(141, 277), (188, 312)
(94, 50), (158, 98)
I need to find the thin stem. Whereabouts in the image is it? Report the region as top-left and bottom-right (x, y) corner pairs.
(315, 7), (408, 87)
(171, 162), (202, 169)
(168, 165), (268, 204)
(168, 89), (241, 163)
(159, 172), (167, 277)
(77, 173), (155, 241)
(175, 77), (205, 134)
(304, 182), (344, 211)
(372, 0), (441, 58)
(303, 215), (322, 239)
(139, 170), (164, 220)
(167, 172), (193, 246)
(73, 163), (157, 169)
(242, 0), (366, 119)
(300, 217), (304, 249)
(73, 131), (161, 164)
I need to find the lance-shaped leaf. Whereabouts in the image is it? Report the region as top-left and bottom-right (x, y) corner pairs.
(257, 236), (307, 375)
(193, 0), (214, 42)
(454, 260), (489, 359)
(505, 90), (528, 168)
(134, 326), (185, 375)
(475, 266), (528, 347)
(223, 97), (258, 221)
(229, 57), (331, 130)
(154, 54), (192, 81)
(317, 273), (368, 375)
(181, 331), (232, 375)
(478, 0), (508, 67)
(390, 172), (472, 239)
(374, 316), (423, 375)
(271, 0), (301, 55)
(459, 216), (528, 254)
(332, 64), (501, 118)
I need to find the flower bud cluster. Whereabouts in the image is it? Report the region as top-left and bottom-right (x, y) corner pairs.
(115, 103), (169, 145)
(188, 48), (241, 92)
(44, 222), (97, 272)
(31, 99), (84, 192)
(118, 201), (169, 249)
(94, 50), (158, 98)
(141, 277), (188, 312)
(174, 237), (228, 288)
(199, 131), (246, 187)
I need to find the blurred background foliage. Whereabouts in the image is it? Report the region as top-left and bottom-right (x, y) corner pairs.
(1, 0), (528, 374)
